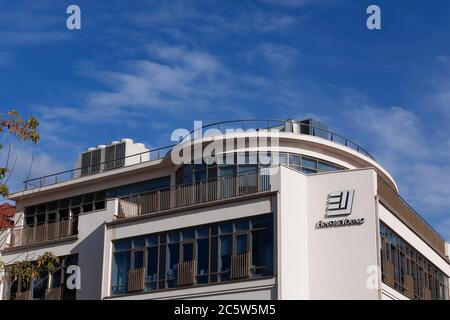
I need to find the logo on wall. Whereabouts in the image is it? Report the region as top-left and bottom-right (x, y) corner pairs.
(316, 190), (364, 229)
(326, 190), (354, 216)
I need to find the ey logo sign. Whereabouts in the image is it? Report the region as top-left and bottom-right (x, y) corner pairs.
(316, 190), (363, 229)
(326, 190), (355, 217)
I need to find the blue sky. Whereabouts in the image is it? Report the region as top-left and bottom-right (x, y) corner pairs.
(1, 0), (449, 238)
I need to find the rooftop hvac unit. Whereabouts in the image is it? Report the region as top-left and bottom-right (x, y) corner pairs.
(105, 142), (126, 170)
(81, 149), (102, 176)
(75, 139), (149, 178)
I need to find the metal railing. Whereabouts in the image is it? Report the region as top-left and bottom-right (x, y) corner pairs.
(178, 119), (374, 160)
(116, 171), (271, 220)
(45, 286), (63, 300)
(22, 120), (374, 191)
(377, 175), (446, 255)
(231, 252), (251, 280)
(177, 260), (196, 287)
(10, 217), (78, 247)
(23, 144), (174, 190)
(14, 290), (32, 300)
(128, 268), (145, 293)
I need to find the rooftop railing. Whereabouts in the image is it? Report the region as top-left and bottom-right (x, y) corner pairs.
(23, 144), (174, 190)
(22, 119), (374, 191)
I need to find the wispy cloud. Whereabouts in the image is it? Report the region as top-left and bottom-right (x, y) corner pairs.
(0, 1), (71, 49)
(344, 103), (450, 238)
(241, 43), (300, 69)
(0, 143), (66, 194)
(128, 0), (301, 36)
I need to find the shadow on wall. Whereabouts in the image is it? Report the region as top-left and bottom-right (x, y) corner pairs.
(71, 222), (105, 300)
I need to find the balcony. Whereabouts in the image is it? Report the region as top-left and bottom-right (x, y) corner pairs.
(9, 217), (78, 248)
(116, 171), (271, 220)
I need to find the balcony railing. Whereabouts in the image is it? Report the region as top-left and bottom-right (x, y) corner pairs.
(14, 290), (32, 300)
(22, 120), (374, 191)
(231, 252), (251, 280)
(45, 286), (63, 300)
(10, 217), (78, 248)
(116, 171), (271, 220)
(128, 268), (145, 293)
(177, 260), (196, 287)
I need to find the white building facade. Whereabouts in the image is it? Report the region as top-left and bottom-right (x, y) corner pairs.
(0, 119), (448, 300)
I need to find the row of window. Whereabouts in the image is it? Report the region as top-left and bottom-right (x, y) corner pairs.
(5, 254), (78, 300)
(111, 214), (274, 295)
(175, 152), (345, 186)
(380, 223), (448, 300)
(24, 176), (170, 226)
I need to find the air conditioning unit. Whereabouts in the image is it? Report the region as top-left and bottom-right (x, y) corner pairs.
(74, 138), (149, 178)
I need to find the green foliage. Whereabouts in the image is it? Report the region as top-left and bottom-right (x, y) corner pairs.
(36, 252), (60, 273)
(0, 109), (40, 197)
(5, 252), (60, 288)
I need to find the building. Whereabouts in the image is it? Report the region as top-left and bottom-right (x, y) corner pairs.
(0, 203), (14, 230)
(0, 119), (448, 300)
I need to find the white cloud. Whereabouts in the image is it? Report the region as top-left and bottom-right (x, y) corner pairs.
(350, 105), (429, 160)
(344, 104), (450, 240)
(0, 144), (66, 195)
(260, 0), (312, 7)
(242, 43), (300, 69)
(128, 1), (300, 35)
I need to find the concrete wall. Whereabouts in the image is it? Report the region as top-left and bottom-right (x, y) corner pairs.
(106, 278), (276, 300)
(274, 166), (309, 299)
(306, 169), (379, 299)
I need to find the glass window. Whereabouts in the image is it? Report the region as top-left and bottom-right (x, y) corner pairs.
(236, 234), (248, 253)
(278, 153), (288, 165)
(219, 165), (236, 178)
(251, 215), (272, 229)
(235, 220), (249, 232)
(112, 251), (130, 295)
(115, 239), (132, 251)
(289, 154), (301, 166)
(168, 232), (180, 243)
(220, 223), (232, 234)
(146, 246), (158, 284)
(133, 237), (145, 249)
(207, 166), (217, 180)
(111, 214), (275, 296)
(182, 229), (195, 240)
(196, 227), (209, 238)
(146, 235), (158, 246)
(167, 243), (179, 286)
(134, 250), (144, 269)
(220, 235), (232, 274)
(318, 161), (340, 172)
(182, 242), (194, 261)
(302, 167), (317, 174)
(302, 157), (317, 169)
(197, 238), (209, 284)
(71, 196), (82, 206)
